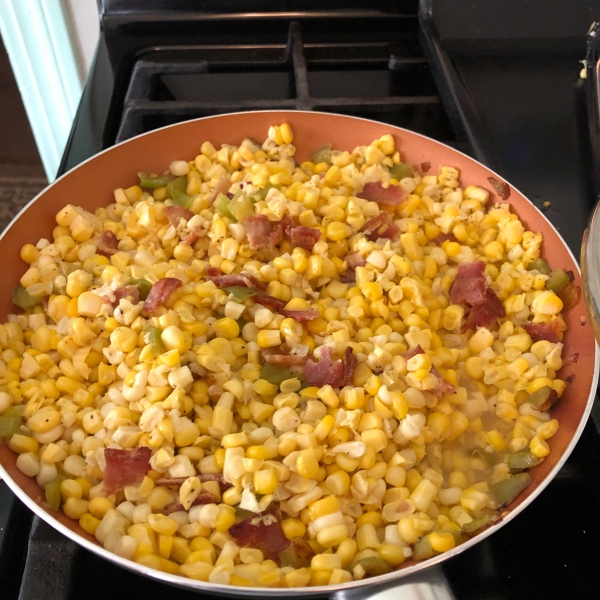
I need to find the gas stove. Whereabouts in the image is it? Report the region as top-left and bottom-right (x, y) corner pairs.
(3, 1), (600, 598)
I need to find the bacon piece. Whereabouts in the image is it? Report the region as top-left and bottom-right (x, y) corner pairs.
(244, 214), (284, 249)
(143, 277), (182, 314)
(403, 345), (425, 360)
(420, 162), (431, 173)
(280, 308), (320, 322)
(253, 294), (286, 310)
(358, 181), (406, 206)
(340, 251), (367, 283)
(264, 353), (306, 367)
(111, 285), (140, 308)
(488, 176), (510, 200)
(208, 272), (267, 291)
(449, 261), (487, 306)
(163, 205), (194, 227)
(164, 492), (216, 515)
(339, 272), (356, 284)
(523, 320), (566, 343)
(361, 212), (400, 242)
(182, 226), (203, 246)
(434, 233), (458, 246)
(229, 508), (290, 563)
(303, 346), (351, 388)
(430, 368), (456, 397)
(96, 230), (119, 257)
(103, 447), (151, 495)
(462, 288), (505, 332)
(207, 177), (231, 203)
(346, 252), (367, 270)
(557, 283), (581, 313)
(340, 346), (357, 387)
(288, 226), (321, 251)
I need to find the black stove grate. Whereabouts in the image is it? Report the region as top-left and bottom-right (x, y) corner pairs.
(116, 21), (453, 144)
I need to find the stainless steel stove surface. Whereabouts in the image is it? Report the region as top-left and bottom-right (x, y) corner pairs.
(3, 1), (600, 598)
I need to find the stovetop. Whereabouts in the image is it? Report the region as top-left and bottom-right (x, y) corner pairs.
(3, 1), (600, 598)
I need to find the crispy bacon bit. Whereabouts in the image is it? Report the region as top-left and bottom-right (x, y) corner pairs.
(488, 176), (510, 199)
(566, 374), (576, 383)
(462, 288), (506, 332)
(358, 181), (406, 206)
(346, 252), (367, 270)
(420, 162), (431, 173)
(245, 214), (284, 249)
(403, 345), (425, 360)
(253, 294), (286, 310)
(581, 316), (587, 326)
(340, 251), (367, 283)
(434, 233), (458, 246)
(288, 226), (321, 251)
(264, 353), (306, 366)
(143, 277), (182, 314)
(207, 177), (231, 203)
(96, 230), (119, 257)
(182, 226), (203, 246)
(112, 285), (140, 308)
(557, 283), (581, 313)
(208, 272), (267, 291)
(340, 346), (357, 387)
(449, 261), (487, 306)
(563, 353), (579, 367)
(164, 492), (216, 515)
(523, 320), (566, 343)
(229, 507), (290, 563)
(103, 447), (151, 494)
(303, 346), (355, 388)
(280, 308), (320, 322)
(163, 205), (194, 227)
(430, 368), (456, 397)
(361, 212), (400, 242)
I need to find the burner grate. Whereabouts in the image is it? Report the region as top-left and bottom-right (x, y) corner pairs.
(116, 22), (452, 143)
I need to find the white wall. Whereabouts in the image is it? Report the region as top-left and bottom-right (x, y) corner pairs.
(63, 0), (99, 80)
(0, 0), (100, 180)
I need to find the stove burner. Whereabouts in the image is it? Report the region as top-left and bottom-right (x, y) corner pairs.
(116, 22), (454, 144)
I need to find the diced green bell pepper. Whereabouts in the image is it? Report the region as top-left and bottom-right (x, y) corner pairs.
(260, 363), (299, 386)
(350, 556), (392, 576)
(129, 278), (152, 300)
(526, 258), (551, 275)
(138, 172), (173, 189)
(223, 286), (258, 302)
(229, 194), (255, 222)
(310, 144), (332, 165)
(507, 451), (543, 471)
(489, 473), (531, 506)
(546, 269), (572, 293)
(166, 176), (193, 209)
(214, 193), (235, 220)
(11, 285), (41, 310)
(0, 407), (21, 440)
(389, 163), (415, 180)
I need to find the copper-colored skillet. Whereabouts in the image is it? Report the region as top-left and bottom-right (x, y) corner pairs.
(0, 111), (596, 597)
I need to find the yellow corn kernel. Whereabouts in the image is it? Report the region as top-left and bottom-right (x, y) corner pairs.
(530, 435), (550, 458)
(429, 531), (456, 553)
(281, 518), (307, 540)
